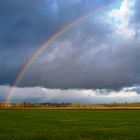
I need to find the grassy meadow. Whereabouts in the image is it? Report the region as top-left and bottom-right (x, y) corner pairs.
(0, 110), (140, 140)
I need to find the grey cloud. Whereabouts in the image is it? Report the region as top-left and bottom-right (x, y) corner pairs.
(19, 15), (140, 89)
(133, 0), (140, 23)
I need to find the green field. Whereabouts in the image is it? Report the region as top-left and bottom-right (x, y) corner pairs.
(0, 110), (140, 140)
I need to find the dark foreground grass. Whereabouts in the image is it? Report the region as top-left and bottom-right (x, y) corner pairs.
(0, 110), (140, 140)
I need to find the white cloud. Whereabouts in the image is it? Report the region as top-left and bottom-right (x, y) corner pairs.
(0, 85), (140, 103)
(108, 0), (135, 38)
(106, 91), (137, 98)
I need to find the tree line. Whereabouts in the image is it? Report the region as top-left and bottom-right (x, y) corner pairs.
(1, 102), (140, 109)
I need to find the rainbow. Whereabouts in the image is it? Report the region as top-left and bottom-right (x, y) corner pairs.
(5, 1), (115, 102)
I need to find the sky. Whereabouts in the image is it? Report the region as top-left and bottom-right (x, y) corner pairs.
(1, 0), (140, 103)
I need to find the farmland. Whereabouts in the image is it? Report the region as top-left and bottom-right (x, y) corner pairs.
(0, 110), (140, 140)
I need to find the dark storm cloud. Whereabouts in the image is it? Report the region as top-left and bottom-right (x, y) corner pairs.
(21, 24), (140, 89)
(0, 0), (112, 48)
(1, 0), (140, 90)
(0, 0), (112, 85)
